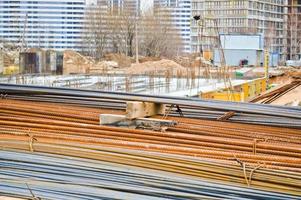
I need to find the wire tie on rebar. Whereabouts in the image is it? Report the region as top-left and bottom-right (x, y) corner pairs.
(242, 162), (250, 186)
(252, 139), (258, 154)
(248, 164), (262, 187)
(27, 132), (37, 152)
(163, 104), (174, 119)
(233, 155), (264, 187)
(175, 105), (184, 117)
(233, 156), (250, 186)
(163, 104), (184, 119)
(0, 93), (7, 99)
(253, 138), (267, 154)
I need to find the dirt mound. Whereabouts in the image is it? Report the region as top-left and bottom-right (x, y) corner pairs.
(270, 68), (301, 84)
(174, 56), (213, 68)
(272, 84), (301, 106)
(104, 53), (131, 68)
(287, 71), (301, 79)
(89, 61), (119, 74)
(138, 56), (161, 63)
(126, 59), (186, 74)
(63, 51), (94, 75)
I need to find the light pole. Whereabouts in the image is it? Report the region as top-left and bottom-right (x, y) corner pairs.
(135, 9), (140, 64)
(193, 15), (203, 88)
(135, 21), (139, 63)
(193, 15), (202, 56)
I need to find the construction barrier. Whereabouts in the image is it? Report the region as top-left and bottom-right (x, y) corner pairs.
(201, 78), (267, 102)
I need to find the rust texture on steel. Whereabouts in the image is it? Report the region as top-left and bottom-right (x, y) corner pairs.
(0, 98), (301, 196)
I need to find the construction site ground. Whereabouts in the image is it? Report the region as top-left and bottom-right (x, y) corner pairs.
(271, 85), (301, 106)
(258, 68), (301, 106)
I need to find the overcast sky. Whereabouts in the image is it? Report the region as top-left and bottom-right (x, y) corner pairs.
(86, 0), (96, 5)
(141, 0), (153, 11)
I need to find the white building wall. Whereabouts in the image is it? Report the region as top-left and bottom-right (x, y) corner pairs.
(191, 0), (287, 62)
(154, 0), (191, 53)
(98, 0), (141, 15)
(214, 34), (264, 66)
(0, 0), (86, 51)
(214, 49), (260, 66)
(220, 34), (263, 50)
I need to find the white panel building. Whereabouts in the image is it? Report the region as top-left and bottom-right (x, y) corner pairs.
(97, 0), (141, 15)
(154, 0), (192, 53)
(214, 34), (264, 67)
(191, 0), (287, 62)
(0, 0), (86, 51)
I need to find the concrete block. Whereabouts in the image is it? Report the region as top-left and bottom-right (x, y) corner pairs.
(126, 101), (166, 119)
(100, 114), (126, 125)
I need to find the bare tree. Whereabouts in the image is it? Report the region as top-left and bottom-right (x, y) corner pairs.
(108, 15), (123, 54)
(139, 9), (182, 58)
(107, 8), (137, 56)
(123, 12), (136, 57)
(83, 5), (182, 59)
(82, 5), (109, 60)
(106, 6), (183, 58)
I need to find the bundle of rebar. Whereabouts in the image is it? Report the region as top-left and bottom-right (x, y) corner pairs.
(0, 97), (301, 198)
(0, 150), (299, 200)
(1, 83), (301, 128)
(250, 80), (301, 104)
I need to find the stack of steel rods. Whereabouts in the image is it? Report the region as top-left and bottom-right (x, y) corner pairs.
(1, 84), (301, 198)
(1, 141), (301, 197)
(1, 83), (301, 127)
(0, 150), (298, 200)
(250, 80), (301, 104)
(0, 99), (300, 164)
(0, 99), (301, 197)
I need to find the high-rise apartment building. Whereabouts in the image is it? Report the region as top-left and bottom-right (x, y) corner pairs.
(191, 0), (287, 62)
(287, 0), (301, 60)
(154, 0), (180, 7)
(0, 0), (86, 51)
(98, 0), (141, 15)
(154, 0), (192, 53)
